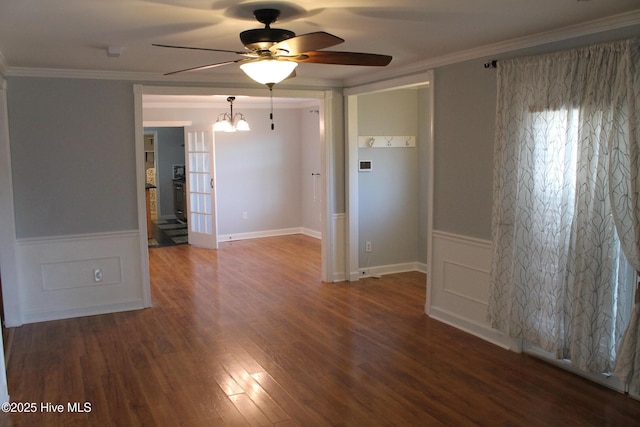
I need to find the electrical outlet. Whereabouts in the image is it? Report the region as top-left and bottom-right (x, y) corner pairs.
(365, 241), (372, 253)
(93, 268), (103, 282)
(242, 211), (248, 220)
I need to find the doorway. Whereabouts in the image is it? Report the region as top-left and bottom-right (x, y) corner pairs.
(344, 72), (434, 294)
(144, 128), (189, 248)
(134, 85), (337, 299)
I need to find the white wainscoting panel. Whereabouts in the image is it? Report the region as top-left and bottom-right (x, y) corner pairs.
(16, 231), (145, 324)
(332, 213), (347, 282)
(429, 231), (516, 350)
(41, 256), (122, 290)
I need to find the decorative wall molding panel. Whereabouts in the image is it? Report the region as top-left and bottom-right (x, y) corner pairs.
(41, 256), (122, 291)
(332, 213), (347, 282)
(430, 231), (639, 392)
(429, 231), (517, 350)
(16, 231), (145, 324)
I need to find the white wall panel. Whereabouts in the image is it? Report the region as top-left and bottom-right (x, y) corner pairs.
(429, 231), (517, 350)
(41, 256), (121, 290)
(332, 213), (347, 282)
(16, 231), (145, 324)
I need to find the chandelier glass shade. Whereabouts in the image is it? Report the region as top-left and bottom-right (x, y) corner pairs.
(213, 97), (250, 132)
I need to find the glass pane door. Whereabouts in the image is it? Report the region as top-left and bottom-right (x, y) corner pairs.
(185, 126), (218, 249)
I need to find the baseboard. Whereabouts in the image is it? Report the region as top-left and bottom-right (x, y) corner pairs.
(415, 262), (428, 274)
(301, 228), (322, 239)
(354, 261), (428, 280)
(218, 227), (307, 242)
(428, 305), (518, 351)
(23, 300), (146, 325)
(332, 272), (348, 282)
(359, 262), (418, 278)
(524, 344), (626, 394)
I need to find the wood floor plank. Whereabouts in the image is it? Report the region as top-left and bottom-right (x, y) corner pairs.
(1, 234), (640, 426)
(218, 353), (290, 424)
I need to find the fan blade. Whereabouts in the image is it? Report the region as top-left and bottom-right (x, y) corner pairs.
(271, 32), (344, 55)
(289, 51), (392, 66)
(153, 43), (247, 55)
(164, 59), (241, 76)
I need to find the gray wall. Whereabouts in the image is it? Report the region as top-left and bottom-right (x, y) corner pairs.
(300, 109), (322, 233)
(143, 105), (322, 237)
(7, 77), (137, 238)
(8, 26), (633, 249)
(215, 108), (303, 236)
(429, 27), (640, 242)
(358, 89), (419, 267)
(433, 59), (496, 240)
(5, 75), (328, 244)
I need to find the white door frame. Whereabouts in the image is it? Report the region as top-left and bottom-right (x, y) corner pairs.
(0, 79), (20, 327)
(133, 85), (337, 300)
(0, 78), (14, 402)
(343, 71), (434, 300)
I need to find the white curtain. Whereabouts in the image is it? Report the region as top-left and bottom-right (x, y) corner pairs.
(610, 40), (640, 394)
(489, 38), (640, 378)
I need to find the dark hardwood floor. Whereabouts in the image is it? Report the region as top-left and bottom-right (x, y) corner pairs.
(2, 234), (640, 426)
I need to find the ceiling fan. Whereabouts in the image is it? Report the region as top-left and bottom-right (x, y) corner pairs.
(153, 8), (393, 86)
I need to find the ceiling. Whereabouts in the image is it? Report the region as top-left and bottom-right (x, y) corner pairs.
(1, 1), (639, 88)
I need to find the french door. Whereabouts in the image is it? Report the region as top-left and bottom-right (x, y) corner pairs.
(184, 125), (218, 249)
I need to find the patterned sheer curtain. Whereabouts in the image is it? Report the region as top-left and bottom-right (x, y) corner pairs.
(488, 38), (640, 382)
(611, 40), (640, 394)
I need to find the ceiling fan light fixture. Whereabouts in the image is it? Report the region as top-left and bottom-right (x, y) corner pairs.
(155, 8), (392, 80)
(240, 60), (298, 85)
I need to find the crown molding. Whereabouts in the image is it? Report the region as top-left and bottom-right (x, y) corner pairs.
(143, 121), (193, 128)
(3, 66), (342, 89)
(345, 9), (640, 87)
(143, 99), (319, 109)
(3, 9), (639, 90)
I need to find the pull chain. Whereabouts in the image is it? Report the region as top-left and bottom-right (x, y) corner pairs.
(267, 83), (275, 130)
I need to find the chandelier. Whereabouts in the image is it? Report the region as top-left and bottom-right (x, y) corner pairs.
(213, 96), (250, 132)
